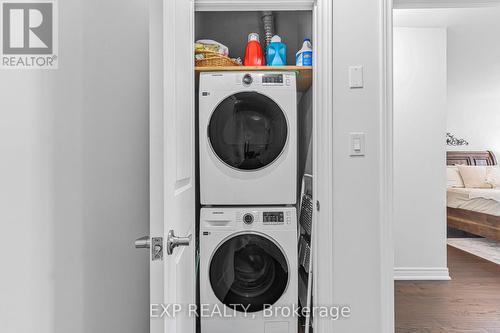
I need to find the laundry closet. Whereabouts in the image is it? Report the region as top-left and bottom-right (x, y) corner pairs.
(194, 8), (314, 333)
(146, 1), (332, 333)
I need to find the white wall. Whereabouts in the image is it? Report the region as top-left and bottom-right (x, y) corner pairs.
(395, 7), (500, 158)
(81, 0), (150, 332)
(0, 2), (393, 333)
(331, 0), (389, 331)
(393, 28), (449, 280)
(0, 1), (150, 332)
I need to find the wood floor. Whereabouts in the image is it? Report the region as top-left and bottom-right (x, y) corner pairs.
(395, 246), (500, 333)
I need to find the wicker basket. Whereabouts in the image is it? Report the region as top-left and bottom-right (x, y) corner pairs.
(195, 50), (240, 67)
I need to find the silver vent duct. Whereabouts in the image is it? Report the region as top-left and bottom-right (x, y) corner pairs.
(261, 11), (275, 47)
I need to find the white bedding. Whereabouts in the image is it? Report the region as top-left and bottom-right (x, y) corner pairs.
(447, 188), (500, 217)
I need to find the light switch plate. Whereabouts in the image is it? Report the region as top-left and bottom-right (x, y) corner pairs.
(349, 66), (364, 89)
(350, 132), (365, 156)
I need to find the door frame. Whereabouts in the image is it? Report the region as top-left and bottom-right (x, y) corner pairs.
(311, 0), (334, 332)
(381, 1), (394, 332)
(385, 0), (500, 332)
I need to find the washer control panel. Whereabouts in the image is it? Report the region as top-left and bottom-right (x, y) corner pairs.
(263, 210), (292, 225)
(263, 211), (284, 224)
(239, 210), (289, 225)
(201, 207), (296, 230)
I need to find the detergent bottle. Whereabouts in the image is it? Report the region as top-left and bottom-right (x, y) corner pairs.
(296, 38), (313, 66)
(244, 33), (265, 66)
(266, 35), (287, 66)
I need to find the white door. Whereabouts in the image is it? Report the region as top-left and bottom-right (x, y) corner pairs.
(141, 0), (196, 332)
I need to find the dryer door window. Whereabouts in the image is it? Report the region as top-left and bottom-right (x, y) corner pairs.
(208, 92), (288, 171)
(209, 234), (289, 313)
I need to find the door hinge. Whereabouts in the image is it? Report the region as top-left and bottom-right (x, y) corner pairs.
(316, 200), (320, 211)
(152, 237), (163, 261)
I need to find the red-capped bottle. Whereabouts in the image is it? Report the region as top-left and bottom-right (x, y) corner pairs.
(244, 33), (265, 66)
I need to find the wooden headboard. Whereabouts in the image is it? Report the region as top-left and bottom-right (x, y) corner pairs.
(447, 151), (497, 166)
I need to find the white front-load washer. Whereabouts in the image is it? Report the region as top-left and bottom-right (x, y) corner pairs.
(199, 71), (297, 205)
(200, 207), (298, 333)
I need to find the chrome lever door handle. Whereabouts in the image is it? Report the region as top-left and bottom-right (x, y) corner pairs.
(135, 236), (150, 249)
(166, 230), (191, 255)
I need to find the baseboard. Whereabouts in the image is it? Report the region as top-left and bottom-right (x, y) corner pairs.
(394, 267), (451, 281)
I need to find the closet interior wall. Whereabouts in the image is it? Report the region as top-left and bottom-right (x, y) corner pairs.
(195, 11), (312, 65)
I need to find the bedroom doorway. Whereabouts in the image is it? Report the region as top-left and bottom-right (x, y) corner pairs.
(391, 1), (500, 331)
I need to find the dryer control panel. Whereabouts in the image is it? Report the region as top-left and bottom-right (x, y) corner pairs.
(262, 74), (284, 85)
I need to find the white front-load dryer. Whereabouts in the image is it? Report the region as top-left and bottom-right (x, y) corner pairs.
(200, 207), (298, 333)
(199, 71), (297, 205)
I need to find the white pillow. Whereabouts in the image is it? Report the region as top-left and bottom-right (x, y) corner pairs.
(486, 166), (500, 189)
(446, 166), (464, 188)
(457, 165), (492, 189)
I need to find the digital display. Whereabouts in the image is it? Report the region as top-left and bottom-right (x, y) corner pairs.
(263, 212), (284, 223)
(262, 74), (284, 84)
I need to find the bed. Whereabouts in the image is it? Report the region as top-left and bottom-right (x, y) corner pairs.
(447, 151), (500, 240)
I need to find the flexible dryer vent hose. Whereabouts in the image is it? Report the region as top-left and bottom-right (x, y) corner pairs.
(261, 11), (275, 47)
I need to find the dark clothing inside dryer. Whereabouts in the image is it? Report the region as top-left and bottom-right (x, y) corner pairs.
(208, 92), (288, 171)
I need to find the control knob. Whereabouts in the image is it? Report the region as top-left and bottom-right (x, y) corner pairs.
(243, 213), (254, 225)
(242, 74), (253, 86)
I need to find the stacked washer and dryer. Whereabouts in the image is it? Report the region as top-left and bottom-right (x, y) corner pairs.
(199, 71), (298, 333)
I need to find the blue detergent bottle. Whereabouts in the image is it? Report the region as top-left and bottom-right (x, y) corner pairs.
(266, 35), (287, 66)
(296, 38), (313, 66)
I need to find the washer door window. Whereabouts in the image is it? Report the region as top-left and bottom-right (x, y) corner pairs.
(209, 234), (289, 313)
(208, 92), (288, 171)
